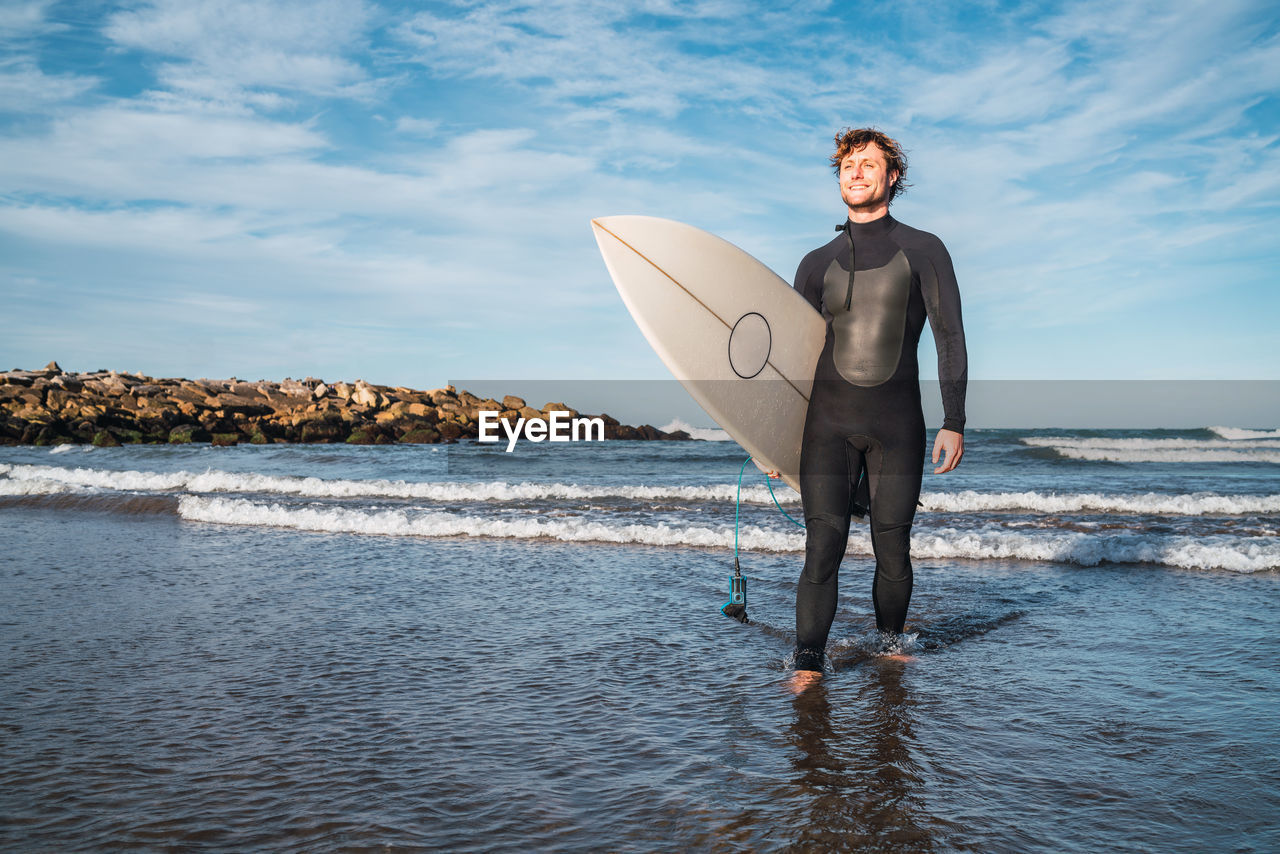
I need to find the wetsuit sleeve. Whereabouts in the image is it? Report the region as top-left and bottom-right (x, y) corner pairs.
(918, 239), (968, 434)
(793, 252), (823, 314)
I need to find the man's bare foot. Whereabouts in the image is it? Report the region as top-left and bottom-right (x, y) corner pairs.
(879, 652), (916, 663)
(788, 670), (823, 694)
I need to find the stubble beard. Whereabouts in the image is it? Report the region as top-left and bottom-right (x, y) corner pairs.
(842, 183), (889, 215)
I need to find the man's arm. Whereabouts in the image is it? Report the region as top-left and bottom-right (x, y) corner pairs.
(918, 237), (967, 473)
(793, 251), (823, 314)
(918, 237), (968, 436)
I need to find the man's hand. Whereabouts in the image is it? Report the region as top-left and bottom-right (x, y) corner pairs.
(932, 429), (964, 474)
(753, 458), (781, 479)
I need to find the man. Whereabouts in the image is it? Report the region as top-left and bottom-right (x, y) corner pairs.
(772, 128), (967, 690)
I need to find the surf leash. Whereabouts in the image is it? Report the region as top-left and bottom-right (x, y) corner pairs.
(721, 457), (752, 624)
(764, 470), (806, 529)
(722, 456), (809, 624)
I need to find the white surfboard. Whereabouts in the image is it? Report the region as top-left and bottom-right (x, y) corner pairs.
(590, 215), (825, 493)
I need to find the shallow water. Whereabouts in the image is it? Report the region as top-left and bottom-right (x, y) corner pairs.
(3, 499), (1278, 851)
(3, 432), (1278, 850)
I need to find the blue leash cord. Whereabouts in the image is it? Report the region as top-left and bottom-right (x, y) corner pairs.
(723, 457), (805, 623)
(722, 458), (753, 622)
(763, 465), (806, 529)
(733, 457), (751, 563)
(733, 457), (806, 554)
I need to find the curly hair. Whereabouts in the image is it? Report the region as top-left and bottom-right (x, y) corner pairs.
(829, 127), (909, 203)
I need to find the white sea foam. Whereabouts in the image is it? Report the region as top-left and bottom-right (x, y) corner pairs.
(910, 527), (1280, 573)
(177, 496), (1279, 572)
(831, 630), (921, 658)
(920, 490), (1280, 515)
(1, 463), (797, 503)
(1209, 426), (1280, 440)
(0, 477), (74, 495)
(5, 463), (1276, 516)
(177, 495), (806, 552)
(1022, 436), (1280, 450)
(658, 418), (730, 442)
(1022, 437), (1280, 463)
(48, 444), (91, 455)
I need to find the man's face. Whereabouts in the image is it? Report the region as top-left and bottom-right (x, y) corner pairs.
(839, 143), (897, 212)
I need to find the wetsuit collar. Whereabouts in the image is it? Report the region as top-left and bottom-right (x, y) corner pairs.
(835, 212), (896, 237)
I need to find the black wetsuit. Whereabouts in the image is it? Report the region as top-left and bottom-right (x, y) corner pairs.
(792, 212), (967, 671)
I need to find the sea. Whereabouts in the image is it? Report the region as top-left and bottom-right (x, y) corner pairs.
(1, 425), (1278, 852)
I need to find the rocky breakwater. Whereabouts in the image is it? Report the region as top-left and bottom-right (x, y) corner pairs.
(0, 362), (692, 447)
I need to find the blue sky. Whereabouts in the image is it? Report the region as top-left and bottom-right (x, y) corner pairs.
(2, 0), (1278, 401)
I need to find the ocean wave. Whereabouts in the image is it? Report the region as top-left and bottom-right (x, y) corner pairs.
(1209, 426), (1280, 440)
(0, 492), (176, 515)
(0, 477), (75, 496)
(48, 444), (92, 455)
(658, 418), (730, 442)
(1022, 436), (1280, 450)
(177, 495), (805, 552)
(1020, 438), (1280, 463)
(5, 464), (1275, 516)
(0, 463), (797, 503)
(920, 490), (1280, 515)
(177, 497), (1279, 572)
(910, 528), (1279, 573)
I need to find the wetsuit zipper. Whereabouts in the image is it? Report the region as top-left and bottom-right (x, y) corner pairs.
(843, 224), (856, 311)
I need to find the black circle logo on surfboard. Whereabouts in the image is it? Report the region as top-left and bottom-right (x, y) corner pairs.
(728, 312), (771, 379)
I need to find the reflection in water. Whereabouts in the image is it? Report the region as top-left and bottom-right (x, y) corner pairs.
(786, 661), (933, 852)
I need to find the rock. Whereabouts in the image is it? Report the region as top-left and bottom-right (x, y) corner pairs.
(0, 366), (688, 446)
(351, 381), (380, 408)
(115, 428), (146, 444)
(400, 426), (440, 444)
(541, 402), (578, 418)
(299, 416), (347, 443)
(428, 386), (457, 404)
(45, 361), (62, 373)
(92, 430), (121, 447)
(279, 379), (311, 396)
(345, 425), (381, 445)
(169, 424), (211, 444)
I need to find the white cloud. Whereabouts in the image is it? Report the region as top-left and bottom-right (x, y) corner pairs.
(394, 1), (814, 120)
(0, 60), (97, 110)
(0, 0), (55, 40)
(104, 0), (376, 100)
(394, 116), (440, 136)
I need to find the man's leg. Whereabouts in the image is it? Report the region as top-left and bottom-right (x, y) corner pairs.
(795, 433), (862, 672)
(865, 428), (925, 635)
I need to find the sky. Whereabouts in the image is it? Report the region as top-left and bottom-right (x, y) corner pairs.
(1, 0), (1278, 425)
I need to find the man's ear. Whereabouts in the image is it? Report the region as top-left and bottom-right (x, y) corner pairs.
(889, 170), (899, 188)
